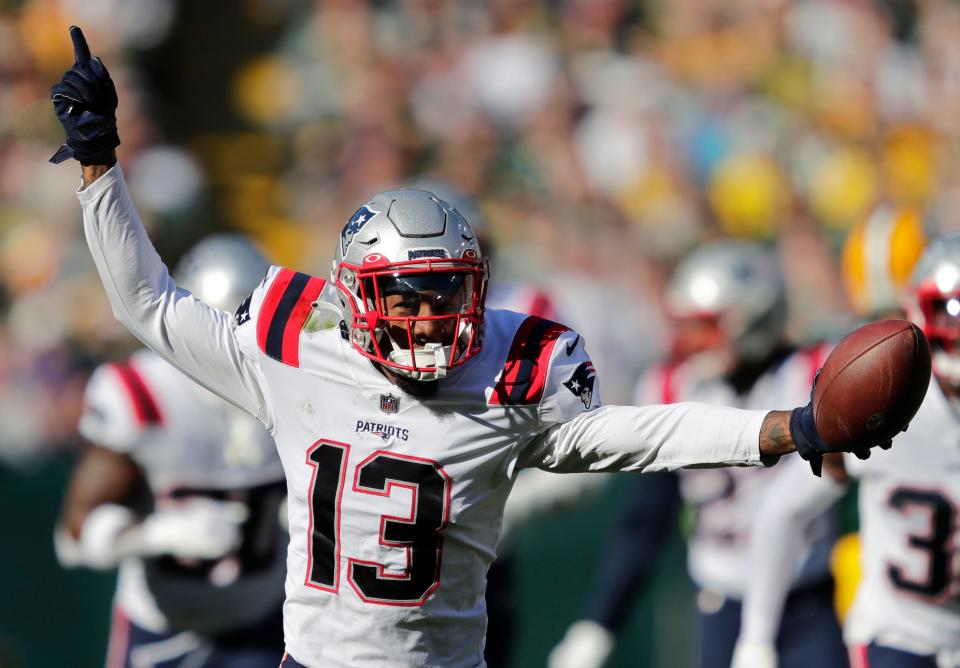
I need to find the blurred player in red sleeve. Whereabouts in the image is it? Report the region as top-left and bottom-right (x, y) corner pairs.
(551, 241), (848, 668)
(55, 235), (288, 668)
(736, 226), (960, 668)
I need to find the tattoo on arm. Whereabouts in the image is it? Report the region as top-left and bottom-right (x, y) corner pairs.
(759, 410), (795, 458)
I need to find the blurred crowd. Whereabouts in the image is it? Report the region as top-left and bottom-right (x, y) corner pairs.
(1, 0), (957, 463)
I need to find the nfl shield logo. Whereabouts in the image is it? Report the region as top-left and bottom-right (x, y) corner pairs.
(380, 393), (400, 414)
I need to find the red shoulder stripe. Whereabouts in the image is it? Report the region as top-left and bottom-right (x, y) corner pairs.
(257, 268), (296, 355)
(526, 290), (557, 321)
(257, 268), (326, 367)
(110, 362), (162, 426)
(490, 316), (568, 406)
(661, 363), (678, 404)
(280, 275), (326, 367)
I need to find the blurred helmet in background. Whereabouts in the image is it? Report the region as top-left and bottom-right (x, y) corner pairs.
(331, 189), (488, 382)
(173, 233), (271, 313)
(905, 234), (960, 390)
(665, 240), (787, 374)
(842, 204), (926, 317)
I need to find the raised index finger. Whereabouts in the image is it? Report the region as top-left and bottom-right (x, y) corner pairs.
(70, 26), (91, 64)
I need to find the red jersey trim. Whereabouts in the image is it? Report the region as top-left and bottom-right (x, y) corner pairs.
(110, 362), (163, 426)
(490, 316), (568, 406)
(526, 290), (557, 321)
(803, 342), (829, 385)
(660, 363), (679, 404)
(257, 268), (326, 367)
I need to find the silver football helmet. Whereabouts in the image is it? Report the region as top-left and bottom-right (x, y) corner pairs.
(173, 233), (270, 313)
(666, 240), (787, 371)
(905, 233), (960, 389)
(331, 189), (488, 381)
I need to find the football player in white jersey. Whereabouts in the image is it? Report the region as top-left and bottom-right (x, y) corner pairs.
(52, 28), (897, 668)
(550, 241), (848, 668)
(55, 235), (288, 667)
(412, 179), (608, 667)
(734, 234), (960, 668)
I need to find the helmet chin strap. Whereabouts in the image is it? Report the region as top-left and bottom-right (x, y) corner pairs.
(387, 341), (451, 381)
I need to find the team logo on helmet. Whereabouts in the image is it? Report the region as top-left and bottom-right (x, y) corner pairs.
(341, 205), (379, 255)
(563, 361), (597, 409)
(379, 393), (400, 414)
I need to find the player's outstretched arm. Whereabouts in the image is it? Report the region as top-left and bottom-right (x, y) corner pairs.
(527, 400), (887, 474)
(524, 402), (777, 473)
(51, 27), (269, 421)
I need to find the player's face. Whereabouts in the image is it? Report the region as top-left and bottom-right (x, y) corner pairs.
(375, 272), (473, 349)
(670, 314), (726, 361)
(924, 296), (960, 393)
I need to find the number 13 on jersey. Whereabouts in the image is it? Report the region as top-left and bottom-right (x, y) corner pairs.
(304, 440), (452, 606)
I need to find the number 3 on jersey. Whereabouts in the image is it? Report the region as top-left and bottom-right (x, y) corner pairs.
(305, 440), (451, 606)
(886, 487), (957, 601)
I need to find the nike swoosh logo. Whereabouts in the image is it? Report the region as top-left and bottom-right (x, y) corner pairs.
(566, 334), (580, 356)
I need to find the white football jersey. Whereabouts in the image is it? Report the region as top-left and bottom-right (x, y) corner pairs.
(236, 267), (602, 666)
(844, 379), (960, 657)
(79, 351), (286, 634)
(79, 166), (768, 668)
(636, 347), (834, 597)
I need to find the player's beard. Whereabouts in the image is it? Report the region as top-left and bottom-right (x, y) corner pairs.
(376, 331), (445, 401)
(393, 374), (440, 400)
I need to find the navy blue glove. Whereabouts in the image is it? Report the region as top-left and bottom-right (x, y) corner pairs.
(790, 369), (893, 476)
(789, 402), (831, 477)
(50, 26), (119, 165)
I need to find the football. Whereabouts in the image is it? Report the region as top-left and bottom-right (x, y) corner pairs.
(813, 319), (931, 450)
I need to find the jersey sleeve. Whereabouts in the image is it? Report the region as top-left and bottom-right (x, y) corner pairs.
(520, 327), (766, 472)
(78, 166), (272, 427)
(78, 362), (156, 454)
(520, 401), (767, 473)
(537, 328), (603, 425)
(233, 265), (327, 369)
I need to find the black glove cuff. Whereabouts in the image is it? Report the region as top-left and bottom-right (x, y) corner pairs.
(789, 403), (828, 476)
(51, 130), (120, 164)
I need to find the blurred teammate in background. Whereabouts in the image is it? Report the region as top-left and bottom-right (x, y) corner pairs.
(730, 206), (925, 667)
(55, 235), (288, 668)
(551, 240), (848, 668)
(733, 228), (960, 668)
